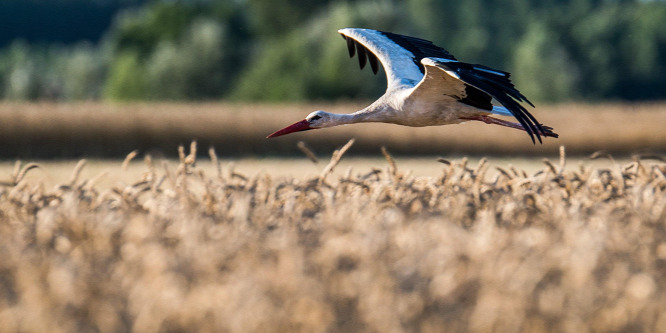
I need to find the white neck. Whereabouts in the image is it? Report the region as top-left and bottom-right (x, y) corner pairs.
(322, 103), (395, 128)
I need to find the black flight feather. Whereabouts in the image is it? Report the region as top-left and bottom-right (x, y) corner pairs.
(344, 35), (355, 58)
(378, 31), (457, 74)
(436, 61), (544, 143)
(367, 51), (379, 74)
(356, 42), (367, 70)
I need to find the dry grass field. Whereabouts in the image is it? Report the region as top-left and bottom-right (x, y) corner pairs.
(1, 140), (665, 332)
(0, 102), (664, 158)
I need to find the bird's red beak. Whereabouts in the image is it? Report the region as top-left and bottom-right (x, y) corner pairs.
(266, 119), (312, 138)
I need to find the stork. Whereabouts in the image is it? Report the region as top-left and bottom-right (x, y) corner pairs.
(267, 28), (558, 143)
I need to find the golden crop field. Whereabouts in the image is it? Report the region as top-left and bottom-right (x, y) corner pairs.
(1, 139), (665, 332)
(0, 102), (665, 158)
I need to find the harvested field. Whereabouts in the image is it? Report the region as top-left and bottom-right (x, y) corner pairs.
(0, 102), (664, 158)
(1, 141), (665, 332)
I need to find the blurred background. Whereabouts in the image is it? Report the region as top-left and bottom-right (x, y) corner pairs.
(0, 0), (665, 158)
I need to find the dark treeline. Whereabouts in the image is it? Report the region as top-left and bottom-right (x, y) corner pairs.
(0, 0), (665, 102)
(0, 0), (143, 47)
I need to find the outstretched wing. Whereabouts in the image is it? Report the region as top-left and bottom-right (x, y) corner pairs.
(413, 57), (545, 143)
(338, 28), (457, 91)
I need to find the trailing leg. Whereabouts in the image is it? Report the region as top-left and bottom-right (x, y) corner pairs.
(460, 115), (558, 138)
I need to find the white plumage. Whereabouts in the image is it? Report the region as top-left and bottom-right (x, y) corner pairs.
(268, 28), (557, 143)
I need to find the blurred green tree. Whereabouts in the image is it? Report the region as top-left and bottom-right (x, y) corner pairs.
(103, 1), (247, 100)
(104, 51), (146, 100)
(1, 41), (41, 100)
(232, 0), (404, 101)
(512, 21), (581, 102)
(0, 0), (665, 102)
(245, 0), (335, 37)
(60, 44), (107, 100)
(145, 19), (228, 99)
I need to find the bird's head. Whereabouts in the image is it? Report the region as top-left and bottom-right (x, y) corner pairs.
(267, 110), (331, 138)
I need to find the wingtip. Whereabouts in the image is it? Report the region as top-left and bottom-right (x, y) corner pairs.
(530, 126), (560, 144)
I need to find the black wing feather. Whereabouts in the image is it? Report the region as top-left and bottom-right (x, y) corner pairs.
(339, 30), (457, 76)
(378, 31), (456, 74)
(463, 73), (541, 143)
(356, 42), (367, 70)
(437, 61), (544, 143)
(367, 51), (379, 74)
(471, 64), (534, 107)
(341, 34), (377, 74)
(459, 85), (493, 111)
(344, 36), (355, 58)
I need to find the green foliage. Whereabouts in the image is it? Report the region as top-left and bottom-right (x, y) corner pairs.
(144, 19), (228, 100)
(103, 51), (146, 100)
(512, 22), (581, 102)
(101, 1), (244, 100)
(60, 44), (107, 100)
(245, 0), (335, 37)
(0, 41), (40, 100)
(109, 2), (199, 57)
(233, 1), (403, 101)
(0, 42), (65, 100)
(1, 0), (666, 102)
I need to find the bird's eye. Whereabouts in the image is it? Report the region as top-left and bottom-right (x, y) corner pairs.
(310, 115), (322, 121)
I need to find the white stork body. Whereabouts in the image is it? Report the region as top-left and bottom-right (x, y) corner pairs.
(268, 28), (557, 143)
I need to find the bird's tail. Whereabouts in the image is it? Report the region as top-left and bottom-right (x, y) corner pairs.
(538, 124), (559, 138)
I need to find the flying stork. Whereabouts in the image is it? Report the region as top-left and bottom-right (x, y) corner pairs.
(267, 28), (558, 143)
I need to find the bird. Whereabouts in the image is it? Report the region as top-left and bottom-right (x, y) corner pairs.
(267, 28), (558, 143)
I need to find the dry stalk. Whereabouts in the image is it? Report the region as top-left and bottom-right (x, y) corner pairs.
(231, 171), (248, 182)
(496, 167), (513, 180)
(509, 165), (521, 178)
(185, 141), (197, 166)
(11, 161), (21, 182)
(381, 146), (398, 179)
(473, 157), (488, 178)
(176, 141), (197, 176)
(226, 162), (236, 180)
(633, 153), (665, 163)
(14, 163), (41, 185)
(178, 145), (186, 164)
(208, 147), (223, 179)
(459, 157), (469, 173)
(122, 150), (139, 171)
(153, 175), (167, 193)
(163, 160), (176, 188)
(468, 158), (488, 206)
(542, 159), (558, 175)
(319, 139), (355, 183)
(559, 145), (567, 174)
(143, 154), (156, 182)
(360, 168), (382, 181)
(590, 150), (616, 165)
(87, 171), (109, 190)
(344, 167), (353, 179)
(436, 157), (451, 165)
(68, 160), (87, 187)
(297, 141), (319, 164)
